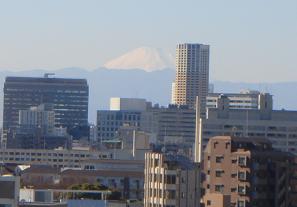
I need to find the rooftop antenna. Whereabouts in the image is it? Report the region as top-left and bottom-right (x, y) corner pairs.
(194, 96), (203, 163)
(44, 73), (55, 78)
(245, 110), (249, 137)
(163, 126), (167, 153)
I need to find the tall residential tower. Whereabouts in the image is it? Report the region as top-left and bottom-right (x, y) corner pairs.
(173, 43), (210, 113)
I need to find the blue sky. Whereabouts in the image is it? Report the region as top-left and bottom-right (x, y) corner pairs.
(0, 0), (296, 82)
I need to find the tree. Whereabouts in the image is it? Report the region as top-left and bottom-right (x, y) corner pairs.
(67, 183), (121, 200)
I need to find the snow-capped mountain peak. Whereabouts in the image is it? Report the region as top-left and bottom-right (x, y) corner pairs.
(103, 47), (174, 72)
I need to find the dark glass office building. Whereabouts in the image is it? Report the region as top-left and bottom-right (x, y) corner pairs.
(3, 76), (89, 131)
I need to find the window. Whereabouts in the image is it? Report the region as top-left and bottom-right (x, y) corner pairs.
(238, 186), (246, 195)
(165, 190), (176, 199)
(225, 142), (230, 149)
(238, 156), (246, 166)
(215, 184), (224, 193)
(215, 170), (224, 177)
(238, 171), (246, 180)
(237, 200), (245, 207)
(154, 159), (159, 166)
(207, 200), (211, 205)
(165, 175), (176, 184)
(216, 156), (224, 163)
(231, 173), (237, 178)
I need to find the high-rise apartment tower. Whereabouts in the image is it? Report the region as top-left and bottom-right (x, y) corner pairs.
(173, 43), (210, 112)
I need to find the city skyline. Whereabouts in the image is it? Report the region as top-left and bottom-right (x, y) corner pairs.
(0, 0), (296, 82)
(0, 1), (296, 207)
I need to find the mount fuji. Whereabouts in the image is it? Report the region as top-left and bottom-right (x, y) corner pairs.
(103, 47), (174, 72)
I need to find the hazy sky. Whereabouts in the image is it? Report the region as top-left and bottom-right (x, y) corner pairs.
(0, 0), (296, 82)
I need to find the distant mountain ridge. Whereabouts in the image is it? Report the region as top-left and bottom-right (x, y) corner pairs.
(103, 47), (174, 72)
(0, 67), (296, 124)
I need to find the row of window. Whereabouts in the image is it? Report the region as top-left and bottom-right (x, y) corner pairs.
(212, 155), (247, 166)
(149, 174), (177, 184)
(212, 184), (246, 195)
(0, 151), (90, 157)
(207, 200), (246, 207)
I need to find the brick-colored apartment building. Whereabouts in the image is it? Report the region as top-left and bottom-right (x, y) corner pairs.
(202, 136), (293, 207)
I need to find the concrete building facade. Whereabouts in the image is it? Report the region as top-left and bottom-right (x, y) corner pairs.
(144, 152), (200, 207)
(97, 110), (142, 141)
(98, 105), (197, 145)
(18, 103), (55, 136)
(202, 136), (293, 207)
(110, 98), (148, 111)
(207, 91), (273, 110)
(0, 175), (20, 207)
(97, 99), (197, 145)
(199, 95), (297, 155)
(0, 148), (114, 168)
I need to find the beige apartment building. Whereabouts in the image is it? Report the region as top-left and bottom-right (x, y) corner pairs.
(144, 152), (200, 207)
(202, 136), (293, 207)
(173, 43), (209, 112)
(202, 193), (230, 207)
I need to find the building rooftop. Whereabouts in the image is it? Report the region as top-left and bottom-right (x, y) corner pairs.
(21, 165), (143, 178)
(5, 76), (88, 85)
(60, 169), (143, 178)
(150, 152), (198, 170)
(83, 159), (144, 165)
(22, 165), (59, 174)
(208, 136), (294, 158)
(207, 107), (297, 121)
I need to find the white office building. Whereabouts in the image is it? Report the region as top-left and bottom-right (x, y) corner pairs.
(195, 95), (297, 156)
(207, 90), (273, 110)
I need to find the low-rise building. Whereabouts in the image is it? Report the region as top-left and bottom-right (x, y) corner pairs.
(21, 163), (144, 200)
(0, 148), (114, 168)
(0, 175), (20, 207)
